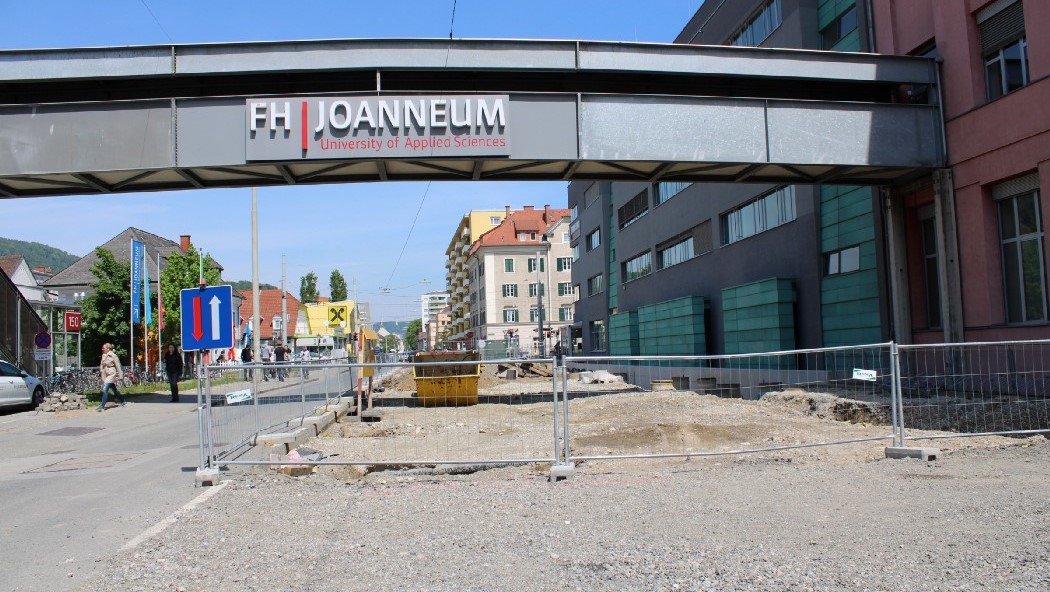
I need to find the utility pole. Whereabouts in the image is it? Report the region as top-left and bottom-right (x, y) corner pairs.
(251, 188), (261, 366)
(281, 255), (287, 347)
(536, 248), (545, 357)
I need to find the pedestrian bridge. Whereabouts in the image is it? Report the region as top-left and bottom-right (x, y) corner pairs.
(0, 38), (942, 198)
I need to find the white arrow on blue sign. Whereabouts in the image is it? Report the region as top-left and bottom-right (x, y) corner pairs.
(180, 285), (235, 351)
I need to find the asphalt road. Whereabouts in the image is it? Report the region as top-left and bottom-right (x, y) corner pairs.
(0, 365), (351, 592)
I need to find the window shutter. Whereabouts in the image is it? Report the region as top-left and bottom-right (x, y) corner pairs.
(979, 0), (1024, 54)
(992, 173), (1040, 200)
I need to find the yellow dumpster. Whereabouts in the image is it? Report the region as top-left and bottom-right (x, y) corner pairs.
(413, 351), (481, 406)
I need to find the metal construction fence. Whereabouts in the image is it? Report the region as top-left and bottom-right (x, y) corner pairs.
(197, 362), (355, 468)
(198, 341), (1050, 474)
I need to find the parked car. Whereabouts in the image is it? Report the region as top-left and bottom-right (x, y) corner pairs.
(0, 359), (46, 409)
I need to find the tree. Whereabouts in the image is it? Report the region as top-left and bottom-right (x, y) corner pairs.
(330, 269), (348, 301)
(404, 318), (422, 351)
(300, 272), (319, 303)
(230, 279), (277, 291)
(158, 244), (222, 348)
(381, 334), (400, 352)
(80, 248), (131, 366)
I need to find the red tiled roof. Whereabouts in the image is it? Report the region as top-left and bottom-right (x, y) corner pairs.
(0, 255), (23, 276)
(238, 289), (301, 341)
(470, 205), (571, 254)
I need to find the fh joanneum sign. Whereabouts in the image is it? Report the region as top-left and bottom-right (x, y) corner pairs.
(246, 95), (511, 161)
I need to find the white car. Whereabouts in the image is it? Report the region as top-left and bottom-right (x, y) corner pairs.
(0, 359), (46, 409)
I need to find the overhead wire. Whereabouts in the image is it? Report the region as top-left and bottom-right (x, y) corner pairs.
(380, 0), (459, 293)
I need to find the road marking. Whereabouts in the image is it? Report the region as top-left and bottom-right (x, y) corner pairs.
(121, 480), (229, 551)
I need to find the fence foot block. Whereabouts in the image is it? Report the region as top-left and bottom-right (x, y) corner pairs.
(549, 463), (575, 482)
(360, 409), (384, 423)
(885, 447), (939, 461)
(196, 468), (221, 486)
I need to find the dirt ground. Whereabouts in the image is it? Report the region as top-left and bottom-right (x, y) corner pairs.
(310, 369), (1031, 478)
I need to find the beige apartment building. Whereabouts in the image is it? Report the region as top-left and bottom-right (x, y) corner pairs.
(445, 210), (506, 342)
(463, 205), (574, 355)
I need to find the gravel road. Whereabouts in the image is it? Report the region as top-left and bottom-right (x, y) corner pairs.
(88, 435), (1048, 591)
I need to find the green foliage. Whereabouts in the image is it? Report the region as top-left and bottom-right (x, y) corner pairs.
(300, 272), (319, 303)
(380, 334), (400, 352)
(404, 318), (422, 350)
(80, 248), (131, 366)
(330, 269), (348, 301)
(230, 279), (277, 291)
(159, 244), (222, 347)
(0, 236), (79, 272)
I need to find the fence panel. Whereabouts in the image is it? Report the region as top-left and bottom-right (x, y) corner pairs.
(562, 345), (896, 463)
(202, 361), (356, 463)
(897, 340), (1050, 440)
(306, 358), (560, 466)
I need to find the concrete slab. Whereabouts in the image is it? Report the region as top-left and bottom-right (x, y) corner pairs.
(195, 467), (221, 486)
(549, 463), (575, 482)
(885, 447), (939, 461)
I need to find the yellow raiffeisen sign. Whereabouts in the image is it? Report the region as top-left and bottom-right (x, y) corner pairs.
(328, 305), (348, 326)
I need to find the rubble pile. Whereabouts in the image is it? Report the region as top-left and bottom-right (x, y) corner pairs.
(37, 393), (90, 412)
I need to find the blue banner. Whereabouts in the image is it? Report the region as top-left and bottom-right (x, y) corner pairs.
(143, 248), (152, 326)
(131, 240), (143, 323)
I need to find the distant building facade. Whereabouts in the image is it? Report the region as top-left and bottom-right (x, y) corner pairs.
(465, 205), (573, 354)
(444, 210), (507, 341)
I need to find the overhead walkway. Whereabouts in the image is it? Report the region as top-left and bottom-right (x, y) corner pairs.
(0, 39), (942, 197)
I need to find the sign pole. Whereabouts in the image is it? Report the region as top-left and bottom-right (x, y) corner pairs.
(130, 238), (135, 373)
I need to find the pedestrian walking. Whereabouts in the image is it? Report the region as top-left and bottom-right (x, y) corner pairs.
(97, 343), (126, 411)
(163, 344), (184, 402)
(240, 344), (253, 380)
(261, 342), (273, 381)
(275, 342), (288, 382)
(300, 348), (310, 379)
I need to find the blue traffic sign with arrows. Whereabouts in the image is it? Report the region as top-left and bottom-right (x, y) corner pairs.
(180, 285), (235, 351)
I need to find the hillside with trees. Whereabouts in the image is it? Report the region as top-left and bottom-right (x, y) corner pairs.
(0, 237), (79, 271)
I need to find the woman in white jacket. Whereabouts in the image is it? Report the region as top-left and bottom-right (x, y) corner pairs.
(97, 342), (126, 411)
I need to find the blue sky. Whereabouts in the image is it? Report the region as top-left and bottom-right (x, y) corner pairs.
(0, 0), (701, 321)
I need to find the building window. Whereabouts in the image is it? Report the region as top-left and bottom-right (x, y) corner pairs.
(527, 257), (545, 273)
(729, 0), (782, 47)
(530, 306), (546, 322)
(998, 188), (1046, 323)
(556, 257), (572, 272)
(558, 282), (574, 297)
(503, 308), (519, 322)
(518, 231), (538, 241)
(658, 236), (694, 270)
(980, 1), (1028, 101)
(654, 182), (692, 205)
(528, 283), (545, 297)
(504, 258), (514, 273)
(572, 245), (580, 261)
(920, 216), (943, 329)
(825, 245), (861, 276)
(623, 251), (652, 282)
(586, 229), (601, 251)
(721, 186), (797, 245)
(559, 305), (574, 322)
(819, 5), (857, 50)
(589, 319), (607, 352)
(562, 232), (570, 243)
(618, 189), (649, 229)
(502, 284), (518, 297)
(573, 284), (581, 301)
(490, 216), (501, 225)
(587, 274), (604, 296)
(985, 38), (1029, 101)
